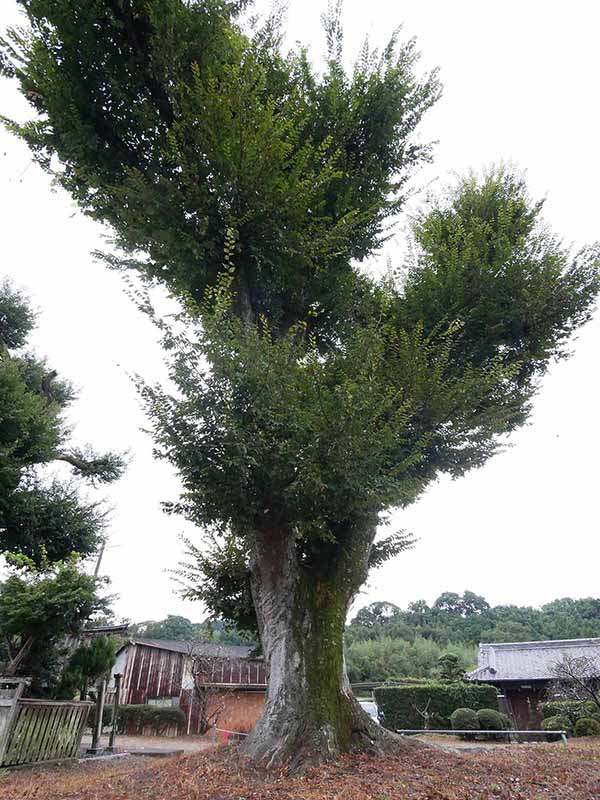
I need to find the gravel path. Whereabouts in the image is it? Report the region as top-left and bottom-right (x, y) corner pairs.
(79, 732), (215, 754)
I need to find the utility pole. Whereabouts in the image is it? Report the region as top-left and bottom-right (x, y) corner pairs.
(87, 677), (107, 755)
(93, 540), (106, 578)
(106, 673), (122, 754)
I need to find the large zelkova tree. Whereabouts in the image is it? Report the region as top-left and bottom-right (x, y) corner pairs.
(2, 0), (598, 765)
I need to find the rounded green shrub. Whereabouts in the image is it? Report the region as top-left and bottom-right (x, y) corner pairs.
(541, 715), (571, 741)
(574, 717), (600, 737)
(498, 712), (512, 729)
(450, 707), (479, 740)
(476, 708), (508, 729)
(542, 715), (570, 731)
(476, 708), (510, 741)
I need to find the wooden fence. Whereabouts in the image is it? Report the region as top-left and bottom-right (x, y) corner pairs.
(0, 678), (92, 767)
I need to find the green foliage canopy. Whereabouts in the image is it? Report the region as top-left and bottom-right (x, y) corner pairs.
(131, 615), (196, 642)
(3, 0), (598, 604)
(0, 554), (109, 694)
(0, 282), (122, 694)
(345, 636), (476, 684)
(127, 612), (255, 646)
(1, 0), (439, 335)
(59, 634), (117, 698)
(2, 0), (599, 758)
(0, 279), (124, 564)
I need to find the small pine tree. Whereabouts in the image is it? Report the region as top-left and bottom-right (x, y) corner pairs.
(60, 636), (118, 700)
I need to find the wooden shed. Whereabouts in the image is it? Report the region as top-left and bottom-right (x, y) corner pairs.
(108, 638), (267, 735)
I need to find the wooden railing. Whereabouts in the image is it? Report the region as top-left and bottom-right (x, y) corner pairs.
(0, 678), (92, 767)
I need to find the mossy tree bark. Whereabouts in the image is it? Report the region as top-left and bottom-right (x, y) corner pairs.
(244, 517), (398, 768)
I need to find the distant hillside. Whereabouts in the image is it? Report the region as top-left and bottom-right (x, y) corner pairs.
(127, 615), (256, 646)
(344, 592), (600, 683)
(347, 592), (600, 646)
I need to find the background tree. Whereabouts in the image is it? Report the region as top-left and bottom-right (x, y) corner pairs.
(131, 615), (196, 642)
(433, 592), (464, 616)
(188, 644), (230, 735)
(347, 593), (600, 658)
(353, 602), (402, 629)
(460, 592), (490, 617)
(345, 594), (600, 684)
(2, 0), (598, 767)
(437, 653), (465, 682)
(0, 554), (109, 695)
(551, 653), (600, 715)
(0, 279), (124, 564)
(407, 600), (432, 629)
(0, 279), (123, 694)
(59, 634), (117, 700)
(345, 637), (476, 684)
(345, 601), (415, 646)
(127, 613), (255, 645)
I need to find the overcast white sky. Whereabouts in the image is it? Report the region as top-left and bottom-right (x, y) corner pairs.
(1, 1), (598, 624)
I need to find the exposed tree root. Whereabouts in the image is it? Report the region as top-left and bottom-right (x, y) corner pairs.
(244, 704), (429, 773)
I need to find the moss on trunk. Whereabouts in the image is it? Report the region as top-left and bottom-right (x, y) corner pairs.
(244, 519), (402, 768)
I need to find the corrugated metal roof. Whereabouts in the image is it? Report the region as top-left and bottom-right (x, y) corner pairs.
(83, 624), (129, 635)
(467, 637), (600, 682)
(121, 638), (258, 660)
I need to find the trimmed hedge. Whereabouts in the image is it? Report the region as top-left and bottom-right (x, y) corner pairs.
(117, 705), (186, 735)
(87, 704), (113, 732)
(540, 700), (600, 726)
(574, 717), (600, 737)
(374, 681), (498, 730)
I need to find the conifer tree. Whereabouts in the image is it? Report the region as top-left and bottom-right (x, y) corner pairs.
(0, 280), (122, 691)
(0, 280), (123, 564)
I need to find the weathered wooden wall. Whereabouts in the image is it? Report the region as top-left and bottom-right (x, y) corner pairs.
(119, 645), (185, 705)
(181, 690), (265, 735)
(113, 644), (268, 736)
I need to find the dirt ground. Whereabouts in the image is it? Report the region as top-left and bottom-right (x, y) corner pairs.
(1, 738), (599, 799)
(412, 732), (550, 750)
(80, 732), (215, 754)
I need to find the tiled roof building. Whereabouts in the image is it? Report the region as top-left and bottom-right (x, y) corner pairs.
(467, 637), (600, 728)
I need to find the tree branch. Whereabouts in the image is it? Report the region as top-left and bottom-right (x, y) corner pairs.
(105, 0), (175, 125)
(55, 450), (126, 483)
(4, 634), (34, 677)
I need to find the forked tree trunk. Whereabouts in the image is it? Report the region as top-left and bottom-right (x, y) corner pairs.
(4, 635), (34, 677)
(244, 521), (402, 769)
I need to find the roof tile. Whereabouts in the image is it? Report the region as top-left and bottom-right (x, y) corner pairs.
(467, 637), (600, 682)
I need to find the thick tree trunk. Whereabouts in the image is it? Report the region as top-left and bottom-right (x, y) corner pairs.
(4, 635), (34, 677)
(244, 520), (402, 769)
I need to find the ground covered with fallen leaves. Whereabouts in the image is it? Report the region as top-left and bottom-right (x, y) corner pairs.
(2, 739), (600, 799)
